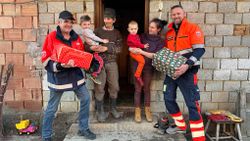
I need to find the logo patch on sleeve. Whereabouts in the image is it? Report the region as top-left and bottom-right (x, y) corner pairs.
(196, 31), (201, 37)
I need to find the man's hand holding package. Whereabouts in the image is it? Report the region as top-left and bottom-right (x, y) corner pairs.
(173, 64), (189, 79)
(61, 60), (75, 68)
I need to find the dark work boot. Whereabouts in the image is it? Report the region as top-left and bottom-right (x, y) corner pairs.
(78, 129), (96, 140)
(110, 98), (122, 119)
(95, 100), (108, 122)
(42, 138), (52, 141)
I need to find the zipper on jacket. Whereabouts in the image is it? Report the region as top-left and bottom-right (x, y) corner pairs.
(173, 23), (180, 52)
(174, 31), (177, 52)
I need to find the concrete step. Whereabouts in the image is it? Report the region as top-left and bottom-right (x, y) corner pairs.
(64, 121), (186, 141)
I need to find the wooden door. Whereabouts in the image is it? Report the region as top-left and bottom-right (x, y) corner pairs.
(94, 0), (149, 30)
(94, 0), (149, 80)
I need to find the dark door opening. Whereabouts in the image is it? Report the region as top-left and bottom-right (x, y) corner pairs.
(95, 0), (146, 107)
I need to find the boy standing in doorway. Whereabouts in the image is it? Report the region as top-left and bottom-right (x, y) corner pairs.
(85, 8), (123, 122)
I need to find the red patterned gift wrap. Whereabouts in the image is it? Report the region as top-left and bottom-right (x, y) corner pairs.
(51, 45), (93, 70)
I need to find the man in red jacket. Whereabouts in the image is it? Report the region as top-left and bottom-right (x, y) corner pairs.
(41, 11), (96, 141)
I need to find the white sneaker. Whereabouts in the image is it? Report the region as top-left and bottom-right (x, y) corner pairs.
(166, 125), (186, 134)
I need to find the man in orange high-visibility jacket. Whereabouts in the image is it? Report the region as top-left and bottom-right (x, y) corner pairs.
(163, 5), (206, 141)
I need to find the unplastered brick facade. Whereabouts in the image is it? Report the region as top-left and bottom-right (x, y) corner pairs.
(0, 0), (42, 111)
(0, 0), (249, 114)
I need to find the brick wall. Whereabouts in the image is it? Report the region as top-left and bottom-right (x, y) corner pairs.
(149, 0), (250, 114)
(0, 0), (42, 111)
(1, 0), (250, 114)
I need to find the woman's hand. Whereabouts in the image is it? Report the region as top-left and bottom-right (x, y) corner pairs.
(129, 48), (142, 54)
(129, 47), (155, 59)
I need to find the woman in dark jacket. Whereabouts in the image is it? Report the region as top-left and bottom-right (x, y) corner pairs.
(131, 18), (167, 123)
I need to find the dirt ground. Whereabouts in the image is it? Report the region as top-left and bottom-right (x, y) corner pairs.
(1, 107), (243, 141)
(1, 108), (190, 141)
(2, 109), (76, 141)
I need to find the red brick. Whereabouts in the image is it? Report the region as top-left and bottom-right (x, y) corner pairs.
(0, 54), (5, 65)
(3, 4), (15, 15)
(22, 29), (36, 41)
(0, 17), (13, 28)
(0, 4), (2, 15)
(15, 89), (32, 101)
(12, 41), (28, 53)
(23, 77), (41, 89)
(7, 78), (23, 90)
(24, 54), (33, 66)
(1, 0), (15, 3)
(5, 101), (24, 110)
(234, 25), (246, 36)
(0, 29), (3, 40)
(24, 100), (42, 112)
(33, 16), (38, 28)
(6, 54), (24, 65)
(4, 29), (22, 40)
(3, 90), (14, 101)
(32, 89), (42, 101)
(246, 25), (250, 35)
(13, 65), (33, 79)
(21, 4), (37, 16)
(15, 5), (21, 16)
(14, 16), (32, 28)
(16, 0), (33, 3)
(0, 41), (12, 53)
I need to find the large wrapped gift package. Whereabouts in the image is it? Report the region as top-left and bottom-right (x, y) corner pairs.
(51, 45), (93, 70)
(152, 48), (187, 79)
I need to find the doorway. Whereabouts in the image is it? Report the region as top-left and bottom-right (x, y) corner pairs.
(94, 0), (149, 107)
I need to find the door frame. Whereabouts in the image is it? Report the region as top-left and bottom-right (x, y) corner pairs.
(94, 0), (149, 32)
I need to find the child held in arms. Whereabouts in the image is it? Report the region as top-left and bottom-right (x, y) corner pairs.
(127, 21), (149, 86)
(80, 15), (107, 84)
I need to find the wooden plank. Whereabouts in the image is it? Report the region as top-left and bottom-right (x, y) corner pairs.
(94, 0), (103, 28)
(0, 64), (14, 137)
(144, 0), (149, 32)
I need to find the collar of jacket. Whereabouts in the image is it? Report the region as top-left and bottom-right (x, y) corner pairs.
(102, 25), (114, 31)
(56, 26), (78, 46)
(168, 18), (188, 32)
